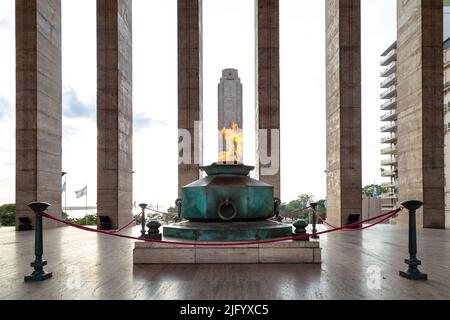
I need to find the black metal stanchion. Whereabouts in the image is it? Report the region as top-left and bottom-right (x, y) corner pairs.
(310, 202), (319, 239)
(399, 200), (427, 280)
(24, 202), (53, 282)
(147, 220), (162, 240)
(139, 203), (147, 238)
(293, 220), (309, 242)
(175, 198), (182, 223)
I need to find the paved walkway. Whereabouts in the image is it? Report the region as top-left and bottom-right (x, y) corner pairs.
(1, 223), (449, 300)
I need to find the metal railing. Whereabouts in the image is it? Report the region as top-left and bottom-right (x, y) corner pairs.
(381, 169), (397, 177)
(381, 145), (397, 155)
(381, 110), (397, 122)
(381, 97), (397, 111)
(380, 61), (396, 77)
(381, 122), (397, 133)
(380, 49), (397, 66)
(381, 134), (397, 144)
(380, 86), (397, 100)
(381, 157), (398, 166)
(381, 73), (396, 88)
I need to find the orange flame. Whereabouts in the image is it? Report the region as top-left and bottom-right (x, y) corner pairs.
(219, 122), (243, 163)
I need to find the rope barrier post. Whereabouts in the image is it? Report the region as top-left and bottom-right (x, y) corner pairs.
(175, 198), (182, 223)
(24, 202), (53, 282)
(138, 203), (148, 238)
(146, 220), (162, 240)
(293, 219), (309, 241)
(310, 202), (319, 239)
(399, 200), (427, 281)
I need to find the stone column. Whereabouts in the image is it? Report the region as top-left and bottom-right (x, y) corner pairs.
(97, 0), (133, 229)
(15, 0), (62, 229)
(397, 0), (445, 229)
(325, 0), (362, 227)
(255, 0), (281, 198)
(178, 0), (203, 196)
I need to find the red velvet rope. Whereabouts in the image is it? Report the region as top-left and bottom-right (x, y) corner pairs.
(316, 210), (399, 232)
(114, 216), (139, 233)
(36, 207), (402, 247)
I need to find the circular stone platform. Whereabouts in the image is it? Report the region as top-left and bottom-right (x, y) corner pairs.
(162, 220), (293, 241)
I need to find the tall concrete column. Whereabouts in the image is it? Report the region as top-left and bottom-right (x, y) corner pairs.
(397, 0), (445, 229)
(255, 0), (281, 199)
(15, 0), (62, 229)
(325, 0), (362, 227)
(97, 0), (133, 229)
(178, 0), (203, 197)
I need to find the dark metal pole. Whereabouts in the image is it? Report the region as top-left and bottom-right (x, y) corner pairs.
(24, 202), (53, 282)
(175, 198), (182, 222)
(139, 203), (148, 238)
(310, 202), (319, 239)
(399, 200), (427, 280)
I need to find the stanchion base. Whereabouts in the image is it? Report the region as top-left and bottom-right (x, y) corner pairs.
(24, 271), (53, 282)
(399, 270), (428, 281)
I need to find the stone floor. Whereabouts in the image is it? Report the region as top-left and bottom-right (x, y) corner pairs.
(1, 223), (450, 300)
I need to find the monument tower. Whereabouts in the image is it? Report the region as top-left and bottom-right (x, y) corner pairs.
(218, 69), (244, 163)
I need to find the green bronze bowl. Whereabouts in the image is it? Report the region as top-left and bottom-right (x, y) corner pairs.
(180, 163), (276, 222)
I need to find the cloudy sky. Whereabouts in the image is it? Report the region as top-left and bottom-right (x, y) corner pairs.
(0, 0), (397, 210)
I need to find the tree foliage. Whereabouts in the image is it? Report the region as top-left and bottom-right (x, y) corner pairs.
(0, 204), (15, 226)
(68, 214), (97, 226)
(362, 184), (388, 197)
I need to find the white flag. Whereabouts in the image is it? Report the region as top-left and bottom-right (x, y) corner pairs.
(75, 186), (87, 199)
(61, 181), (66, 193)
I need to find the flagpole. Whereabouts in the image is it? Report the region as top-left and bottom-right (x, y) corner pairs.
(65, 174), (67, 214)
(85, 184), (88, 225)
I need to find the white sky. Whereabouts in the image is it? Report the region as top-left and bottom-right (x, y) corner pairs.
(0, 0), (397, 209)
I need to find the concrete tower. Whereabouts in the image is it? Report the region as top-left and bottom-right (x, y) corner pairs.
(218, 69), (243, 130)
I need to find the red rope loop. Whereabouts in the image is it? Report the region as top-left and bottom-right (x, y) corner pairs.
(113, 215), (139, 233)
(35, 207), (402, 247)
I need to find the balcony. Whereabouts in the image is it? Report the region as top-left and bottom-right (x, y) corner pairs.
(380, 86), (397, 100)
(381, 145), (397, 155)
(381, 134), (397, 144)
(381, 110), (397, 122)
(445, 81), (450, 92)
(381, 182), (395, 189)
(381, 122), (397, 133)
(381, 157), (398, 166)
(380, 49), (397, 67)
(381, 169), (397, 177)
(380, 61), (396, 77)
(381, 97), (397, 111)
(381, 192), (398, 199)
(381, 73), (396, 88)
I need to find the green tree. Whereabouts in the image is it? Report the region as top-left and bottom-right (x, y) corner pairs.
(167, 207), (177, 214)
(69, 214), (97, 226)
(362, 184), (388, 197)
(0, 204), (15, 226)
(280, 194), (315, 221)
